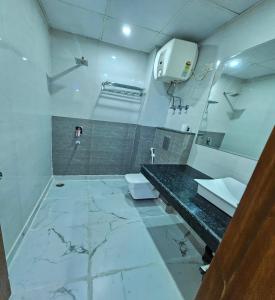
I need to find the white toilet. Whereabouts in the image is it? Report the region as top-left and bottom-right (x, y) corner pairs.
(125, 173), (160, 200)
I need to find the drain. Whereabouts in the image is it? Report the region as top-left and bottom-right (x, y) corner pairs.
(56, 183), (65, 187)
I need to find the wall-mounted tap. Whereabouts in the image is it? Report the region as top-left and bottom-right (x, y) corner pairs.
(167, 81), (189, 115)
(75, 126), (83, 138)
(206, 136), (212, 146)
(171, 105), (176, 114)
(170, 96), (177, 114)
(75, 126), (83, 145)
(178, 104), (190, 114)
(177, 102), (183, 114)
(150, 147), (156, 164)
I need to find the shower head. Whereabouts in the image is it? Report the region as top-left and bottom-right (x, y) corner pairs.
(75, 56), (88, 67)
(223, 91), (245, 119)
(205, 99), (219, 113)
(224, 91), (239, 97)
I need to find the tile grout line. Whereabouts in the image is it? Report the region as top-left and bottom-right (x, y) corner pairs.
(87, 187), (93, 300)
(10, 178), (201, 299)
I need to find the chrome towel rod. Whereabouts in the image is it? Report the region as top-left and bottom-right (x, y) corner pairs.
(101, 81), (145, 97)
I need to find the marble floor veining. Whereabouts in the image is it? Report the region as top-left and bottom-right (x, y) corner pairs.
(9, 177), (203, 300)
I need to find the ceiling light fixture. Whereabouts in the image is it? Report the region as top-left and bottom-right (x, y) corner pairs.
(22, 57), (28, 61)
(122, 25), (131, 37)
(111, 55), (117, 60)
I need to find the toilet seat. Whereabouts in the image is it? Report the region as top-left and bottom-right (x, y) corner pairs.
(125, 173), (160, 200)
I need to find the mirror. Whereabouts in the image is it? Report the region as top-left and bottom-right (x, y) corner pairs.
(196, 39), (275, 160)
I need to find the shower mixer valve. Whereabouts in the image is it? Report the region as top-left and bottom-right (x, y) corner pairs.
(75, 126), (83, 145)
(75, 126), (83, 137)
(150, 147), (156, 164)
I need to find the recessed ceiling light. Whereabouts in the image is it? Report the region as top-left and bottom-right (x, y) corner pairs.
(228, 59), (241, 68)
(22, 57), (28, 61)
(122, 25), (131, 37)
(112, 55), (117, 60)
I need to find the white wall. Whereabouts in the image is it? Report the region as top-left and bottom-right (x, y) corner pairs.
(50, 29), (150, 124)
(166, 0), (275, 183)
(0, 0), (52, 254)
(138, 49), (170, 127)
(188, 145), (257, 184)
(202, 74), (242, 132)
(221, 74), (275, 158)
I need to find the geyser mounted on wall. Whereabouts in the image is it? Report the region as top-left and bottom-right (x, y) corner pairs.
(154, 38), (198, 83)
(154, 38), (198, 116)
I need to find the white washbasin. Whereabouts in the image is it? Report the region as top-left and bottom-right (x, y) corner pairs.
(194, 177), (247, 217)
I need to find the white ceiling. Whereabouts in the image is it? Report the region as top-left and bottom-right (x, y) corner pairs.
(39, 0), (262, 53)
(224, 39), (275, 80)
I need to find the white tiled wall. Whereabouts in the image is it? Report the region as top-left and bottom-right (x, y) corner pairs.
(188, 144), (257, 184)
(50, 29), (150, 124)
(0, 0), (52, 255)
(138, 49), (170, 127)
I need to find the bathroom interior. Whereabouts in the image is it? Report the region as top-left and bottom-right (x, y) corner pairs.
(0, 0), (275, 299)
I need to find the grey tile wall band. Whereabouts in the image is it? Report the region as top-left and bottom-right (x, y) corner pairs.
(195, 130), (225, 149)
(157, 127), (195, 136)
(52, 116), (195, 175)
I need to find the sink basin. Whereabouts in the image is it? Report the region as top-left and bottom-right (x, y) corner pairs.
(194, 177), (247, 216)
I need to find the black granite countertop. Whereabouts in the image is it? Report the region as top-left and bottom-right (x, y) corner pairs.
(157, 127), (195, 135)
(141, 164), (232, 252)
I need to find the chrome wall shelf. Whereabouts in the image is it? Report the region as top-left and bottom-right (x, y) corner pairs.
(100, 81), (145, 98)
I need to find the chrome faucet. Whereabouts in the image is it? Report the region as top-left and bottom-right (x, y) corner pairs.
(206, 136), (212, 146)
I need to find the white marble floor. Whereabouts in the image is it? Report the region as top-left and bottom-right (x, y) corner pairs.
(9, 177), (202, 300)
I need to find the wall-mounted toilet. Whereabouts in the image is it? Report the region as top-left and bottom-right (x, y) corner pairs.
(125, 173), (160, 200)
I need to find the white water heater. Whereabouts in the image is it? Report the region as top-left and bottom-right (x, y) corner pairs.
(154, 39), (198, 83)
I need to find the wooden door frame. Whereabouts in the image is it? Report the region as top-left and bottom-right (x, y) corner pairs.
(0, 227), (11, 300)
(195, 127), (275, 300)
